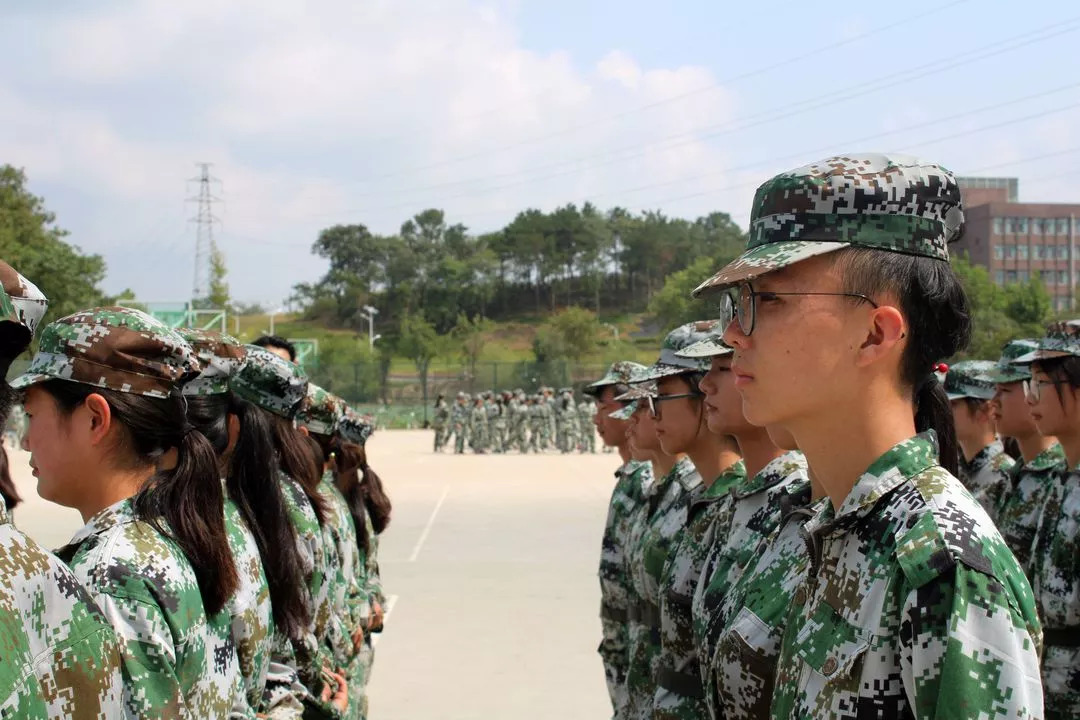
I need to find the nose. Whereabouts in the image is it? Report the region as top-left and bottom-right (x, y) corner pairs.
(722, 318), (749, 349)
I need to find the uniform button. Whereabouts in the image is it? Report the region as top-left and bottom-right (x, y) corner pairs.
(821, 657), (838, 676)
(793, 587), (807, 605)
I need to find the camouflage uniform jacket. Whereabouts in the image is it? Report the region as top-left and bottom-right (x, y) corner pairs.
(58, 497), (244, 719)
(653, 460), (746, 720)
(996, 443), (1066, 577)
(1031, 468), (1080, 718)
(624, 457), (702, 720)
(958, 439), (1014, 523)
(770, 434), (1044, 720)
(598, 459), (653, 718)
(689, 451), (811, 720)
(223, 492), (273, 714)
(318, 472), (365, 673)
(0, 502), (125, 719)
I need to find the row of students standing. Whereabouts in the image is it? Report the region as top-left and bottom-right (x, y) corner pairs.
(0, 266), (388, 719)
(593, 154), (1046, 720)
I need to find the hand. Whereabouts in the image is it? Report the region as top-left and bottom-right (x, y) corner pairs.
(371, 601), (385, 631)
(319, 668), (349, 713)
(351, 626), (365, 654)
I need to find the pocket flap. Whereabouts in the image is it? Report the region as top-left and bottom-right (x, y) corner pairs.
(792, 601), (871, 679)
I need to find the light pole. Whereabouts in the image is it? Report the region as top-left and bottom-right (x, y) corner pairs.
(268, 307), (285, 336)
(362, 305), (379, 351)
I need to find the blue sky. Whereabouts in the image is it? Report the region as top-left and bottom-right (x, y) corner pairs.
(1, 0), (1077, 307)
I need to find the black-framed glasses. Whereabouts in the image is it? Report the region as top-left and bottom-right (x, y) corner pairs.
(1023, 378), (1068, 402)
(718, 282), (880, 336)
(645, 391), (704, 419)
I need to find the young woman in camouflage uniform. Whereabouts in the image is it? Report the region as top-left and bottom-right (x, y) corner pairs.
(17, 307), (243, 718)
(0, 263), (125, 719)
(694, 154), (1044, 719)
(1016, 326), (1080, 718)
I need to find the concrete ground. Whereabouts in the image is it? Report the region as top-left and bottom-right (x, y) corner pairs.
(5, 429), (621, 720)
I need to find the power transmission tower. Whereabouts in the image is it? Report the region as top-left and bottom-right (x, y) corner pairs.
(188, 163), (222, 303)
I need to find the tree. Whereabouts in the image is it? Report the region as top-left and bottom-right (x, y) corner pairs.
(647, 256), (718, 330)
(451, 313), (492, 392)
(534, 307), (600, 364)
(0, 165), (107, 322)
(397, 311), (443, 423)
(207, 243), (229, 309)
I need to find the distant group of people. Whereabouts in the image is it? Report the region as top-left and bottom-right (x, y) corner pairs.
(430, 387), (599, 454)
(590, 154), (1061, 720)
(0, 271), (390, 719)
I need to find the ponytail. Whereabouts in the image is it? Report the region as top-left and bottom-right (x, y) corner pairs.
(185, 393), (312, 641)
(915, 378), (960, 477)
(42, 379), (239, 615)
(268, 412), (328, 525)
(334, 441), (392, 555)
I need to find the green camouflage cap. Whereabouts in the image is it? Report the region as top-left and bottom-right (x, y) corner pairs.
(608, 399), (639, 421)
(231, 345), (308, 418)
(337, 406), (375, 446)
(674, 320), (732, 359)
(1013, 320), (1080, 364)
(10, 307), (200, 399)
(584, 361), (647, 397)
(0, 260), (49, 356)
(295, 383), (342, 436)
(983, 339), (1039, 383)
(944, 360), (997, 401)
(177, 328), (247, 396)
(692, 154), (963, 297)
(637, 320), (720, 381)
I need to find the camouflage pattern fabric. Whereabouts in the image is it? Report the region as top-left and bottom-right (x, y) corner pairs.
(597, 459), (653, 718)
(637, 321), (719, 383)
(959, 440), (1014, 523)
(944, 360), (999, 401)
(0, 260), (48, 354)
(653, 460), (746, 720)
(232, 345), (309, 418)
(585, 361), (647, 397)
(11, 306), (200, 398)
(985, 339), (1040, 384)
(349, 505), (386, 719)
(692, 153), (964, 297)
(451, 397), (470, 454)
(56, 497), (243, 718)
(577, 399), (596, 453)
(0, 501), (125, 719)
(1030, 467), (1080, 718)
(433, 398), (450, 451)
(1014, 320), (1080, 364)
(177, 328), (247, 396)
(337, 407), (375, 448)
(690, 451), (810, 720)
(996, 443), (1066, 577)
(556, 397), (580, 453)
(469, 402), (488, 452)
(296, 384), (342, 437)
(608, 400), (638, 421)
(223, 492), (274, 713)
(624, 457), (702, 720)
(770, 434), (1043, 720)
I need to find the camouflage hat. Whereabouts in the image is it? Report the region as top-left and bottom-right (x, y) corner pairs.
(177, 328), (247, 396)
(692, 154), (963, 297)
(638, 320), (721, 381)
(983, 339), (1040, 383)
(10, 307), (200, 399)
(0, 261), (49, 355)
(608, 399), (639, 421)
(231, 345), (308, 418)
(1013, 321), (1080, 364)
(337, 406), (374, 446)
(584, 361), (647, 397)
(944, 360), (997, 401)
(674, 321), (732, 359)
(295, 383), (343, 436)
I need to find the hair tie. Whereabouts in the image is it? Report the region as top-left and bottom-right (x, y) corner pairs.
(933, 363), (949, 374)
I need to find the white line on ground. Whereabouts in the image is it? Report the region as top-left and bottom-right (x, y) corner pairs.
(408, 485), (449, 562)
(372, 594), (398, 648)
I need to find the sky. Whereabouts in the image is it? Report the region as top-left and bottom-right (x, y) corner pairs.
(2, 0), (1078, 308)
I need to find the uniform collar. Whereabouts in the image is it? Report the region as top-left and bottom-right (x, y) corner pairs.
(961, 439), (1004, 476)
(63, 497), (136, 549)
(735, 450), (808, 499)
(701, 460), (747, 501)
(672, 455), (702, 492)
(0, 501), (10, 526)
(1023, 443), (1065, 472)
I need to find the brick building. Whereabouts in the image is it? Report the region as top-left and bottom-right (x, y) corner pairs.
(953, 177), (1080, 311)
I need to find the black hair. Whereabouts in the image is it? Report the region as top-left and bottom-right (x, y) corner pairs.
(955, 397), (987, 417)
(252, 335), (297, 363)
(42, 379), (239, 615)
(834, 249), (972, 476)
(0, 444), (19, 511)
(334, 441), (392, 555)
(184, 393), (311, 641)
(267, 412), (328, 525)
(1032, 356), (1080, 404)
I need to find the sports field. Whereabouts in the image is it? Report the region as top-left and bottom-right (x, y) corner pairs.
(6, 430), (619, 720)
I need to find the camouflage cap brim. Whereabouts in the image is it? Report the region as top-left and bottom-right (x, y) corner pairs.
(675, 335), (734, 359)
(614, 382), (657, 402)
(692, 241), (850, 297)
(608, 400), (638, 420)
(983, 365), (1031, 383)
(8, 371), (52, 392)
(0, 262), (49, 355)
(1011, 349), (1075, 365)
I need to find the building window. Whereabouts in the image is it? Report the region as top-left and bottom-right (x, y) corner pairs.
(1006, 245), (1017, 259)
(995, 270), (1005, 284)
(1060, 245), (1071, 260)
(1060, 270), (1069, 285)
(1007, 270), (1018, 283)
(1046, 220), (1057, 236)
(1033, 245), (1044, 260)
(1033, 219), (1043, 235)
(1006, 218), (1017, 234)
(993, 218), (1004, 235)
(992, 246), (1003, 260)
(1019, 270), (1030, 281)
(1018, 218), (1029, 234)
(1061, 219), (1072, 235)
(1018, 245), (1029, 260)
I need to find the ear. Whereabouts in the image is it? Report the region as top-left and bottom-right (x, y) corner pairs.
(226, 413), (241, 457)
(81, 393), (114, 447)
(853, 305), (906, 369)
(297, 425), (310, 437)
